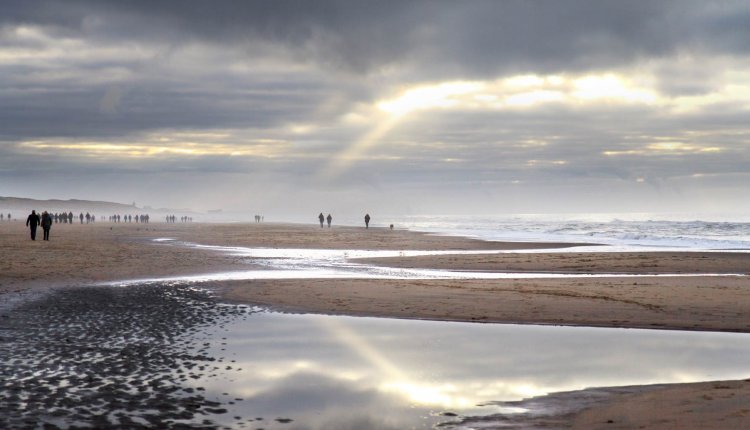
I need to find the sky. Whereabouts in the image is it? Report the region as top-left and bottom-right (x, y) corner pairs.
(2, 0), (750, 219)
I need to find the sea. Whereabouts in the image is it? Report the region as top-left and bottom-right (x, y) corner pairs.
(221, 211), (750, 251)
(388, 213), (750, 251)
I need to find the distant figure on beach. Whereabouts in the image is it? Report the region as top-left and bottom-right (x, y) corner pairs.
(318, 212), (324, 228)
(85, 212), (91, 223)
(68, 211), (73, 224)
(26, 210), (40, 240)
(364, 213), (370, 229)
(326, 213), (332, 228)
(390, 224), (394, 230)
(7, 213), (10, 221)
(41, 211), (52, 241)
(79, 213), (84, 224)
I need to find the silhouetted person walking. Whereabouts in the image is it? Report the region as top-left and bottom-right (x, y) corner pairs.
(318, 212), (325, 228)
(41, 211), (52, 241)
(326, 213), (332, 228)
(364, 213), (370, 229)
(26, 210), (40, 240)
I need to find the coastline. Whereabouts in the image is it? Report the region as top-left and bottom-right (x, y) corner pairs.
(2, 221), (750, 428)
(454, 379), (750, 429)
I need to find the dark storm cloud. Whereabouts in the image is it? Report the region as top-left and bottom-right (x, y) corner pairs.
(3, 0), (750, 77)
(0, 80), (327, 140)
(4, 0), (746, 141)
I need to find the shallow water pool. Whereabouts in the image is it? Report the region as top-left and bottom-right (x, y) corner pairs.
(192, 308), (750, 429)
(3, 284), (750, 429)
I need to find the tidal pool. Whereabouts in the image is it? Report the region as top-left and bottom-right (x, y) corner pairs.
(111, 241), (745, 285)
(191, 308), (750, 429)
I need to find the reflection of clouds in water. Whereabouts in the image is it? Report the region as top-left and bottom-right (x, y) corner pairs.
(102, 240), (748, 286)
(199, 370), (427, 429)
(239, 372), (385, 413)
(188, 312), (750, 428)
(318, 317), (477, 409)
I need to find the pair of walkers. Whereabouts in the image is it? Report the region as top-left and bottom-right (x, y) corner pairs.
(26, 210), (53, 241)
(318, 212), (332, 228)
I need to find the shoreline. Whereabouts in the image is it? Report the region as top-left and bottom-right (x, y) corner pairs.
(3, 222), (750, 332)
(452, 378), (750, 429)
(3, 221), (750, 428)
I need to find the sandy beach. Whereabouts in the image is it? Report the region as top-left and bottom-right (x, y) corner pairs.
(2, 221), (750, 428)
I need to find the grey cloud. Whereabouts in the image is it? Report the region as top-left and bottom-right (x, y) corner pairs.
(3, 0), (750, 141)
(0, 77), (332, 140)
(3, 1), (750, 77)
(3, 1), (750, 215)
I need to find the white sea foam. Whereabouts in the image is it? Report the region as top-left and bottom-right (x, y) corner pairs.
(394, 213), (750, 251)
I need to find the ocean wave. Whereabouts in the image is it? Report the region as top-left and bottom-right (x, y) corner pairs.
(397, 215), (750, 250)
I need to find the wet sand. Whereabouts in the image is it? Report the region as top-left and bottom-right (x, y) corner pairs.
(0, 284), (256, 428)
(0, 221), (574, 296)
(3, 221), (750, 428)
(353, 250), (750, 274)
(218, 276), (750, 332)
(454, 379), (750, 429)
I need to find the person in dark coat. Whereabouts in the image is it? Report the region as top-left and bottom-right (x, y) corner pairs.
(41, 211), (52, 241)
(364, 213), (371, 229)
(326, 213), (332, 228)
(26, 210), (40, 240)
(318, 212), (325, 228)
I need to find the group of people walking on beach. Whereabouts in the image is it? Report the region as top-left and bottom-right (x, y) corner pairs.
(110, 214), (150, 223)
(317, 213), (372, 229)
(21, 207), (380, 241)
(21, 210), (154, 241)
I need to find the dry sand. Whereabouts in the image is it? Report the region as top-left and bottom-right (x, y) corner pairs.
(2, 221), (750, 428)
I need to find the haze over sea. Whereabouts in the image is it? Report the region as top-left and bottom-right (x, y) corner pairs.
(241, 212), (750, 252)
(392, 213), (750, 251)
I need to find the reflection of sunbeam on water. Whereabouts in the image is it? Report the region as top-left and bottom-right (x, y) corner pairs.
(183, 310), (750, 429)
(316, 317), (477, 410)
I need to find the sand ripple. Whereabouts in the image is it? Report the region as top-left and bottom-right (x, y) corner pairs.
(0, 284), (256, 429)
